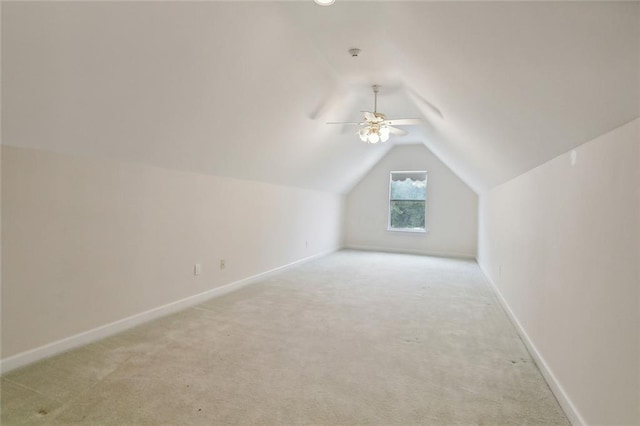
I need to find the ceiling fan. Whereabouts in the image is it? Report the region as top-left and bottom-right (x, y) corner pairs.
(326, 85), (423, 144)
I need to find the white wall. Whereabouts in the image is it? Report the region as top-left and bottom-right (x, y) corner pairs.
(345, 144), (478, 258)
(477, 118), (639, 425)
(1, 145), (344, 360)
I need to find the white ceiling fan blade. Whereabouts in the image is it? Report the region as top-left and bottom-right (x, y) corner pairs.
(363, 111), (376, 122)
(384, 118), (423, 126)
(387, 126), (408, 136)
(326, 121), (365, 125)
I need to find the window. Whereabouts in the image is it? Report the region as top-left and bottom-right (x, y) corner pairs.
(388, 171), (427, 232)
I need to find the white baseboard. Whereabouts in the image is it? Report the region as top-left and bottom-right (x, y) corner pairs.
(477, 263), (585, 426)
(0, 248), (338, 374)
(345, 244), (476, 260)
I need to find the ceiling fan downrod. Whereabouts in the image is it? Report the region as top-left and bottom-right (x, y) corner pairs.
(372, 85), (379, 114)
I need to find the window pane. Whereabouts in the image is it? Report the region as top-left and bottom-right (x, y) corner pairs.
(389, 171), (427, 232)
(390, 200), (425, 229)
(390, 177), (426, 200)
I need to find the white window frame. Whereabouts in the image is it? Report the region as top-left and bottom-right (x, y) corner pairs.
(387, 171), (428, 233)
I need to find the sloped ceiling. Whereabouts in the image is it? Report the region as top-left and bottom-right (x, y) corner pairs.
(2, 1), (639, 194)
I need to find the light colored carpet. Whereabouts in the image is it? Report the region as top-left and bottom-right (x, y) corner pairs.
(1, 250), (569, 425)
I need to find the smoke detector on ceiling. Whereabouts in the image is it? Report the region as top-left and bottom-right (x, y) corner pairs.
(348, 48), (361, 57)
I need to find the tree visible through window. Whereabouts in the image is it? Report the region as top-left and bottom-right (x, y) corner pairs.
(388, 171), (427, 232)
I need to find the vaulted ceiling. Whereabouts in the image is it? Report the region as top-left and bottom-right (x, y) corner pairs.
(3, 1), (639, 193)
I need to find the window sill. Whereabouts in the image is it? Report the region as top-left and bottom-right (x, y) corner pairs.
(387, 228), (428, 234)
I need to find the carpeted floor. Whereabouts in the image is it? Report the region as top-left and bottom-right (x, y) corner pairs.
(1, 250), (569, 425)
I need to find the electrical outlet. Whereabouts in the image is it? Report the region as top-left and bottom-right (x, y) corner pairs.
(220, 259), (226, 270)
(194, 264), (202, 276)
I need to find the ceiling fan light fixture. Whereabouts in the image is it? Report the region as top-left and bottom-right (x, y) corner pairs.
(368, 132), (380, 144)
(358, 127), (370, 142)
(358, 124), (389, 144)
(361, 126), (377, 144)
(314, 0), (335, 6)
(379, 125), (390, 142)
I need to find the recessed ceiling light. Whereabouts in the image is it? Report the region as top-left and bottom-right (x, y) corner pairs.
(314, 0), (335, 6)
